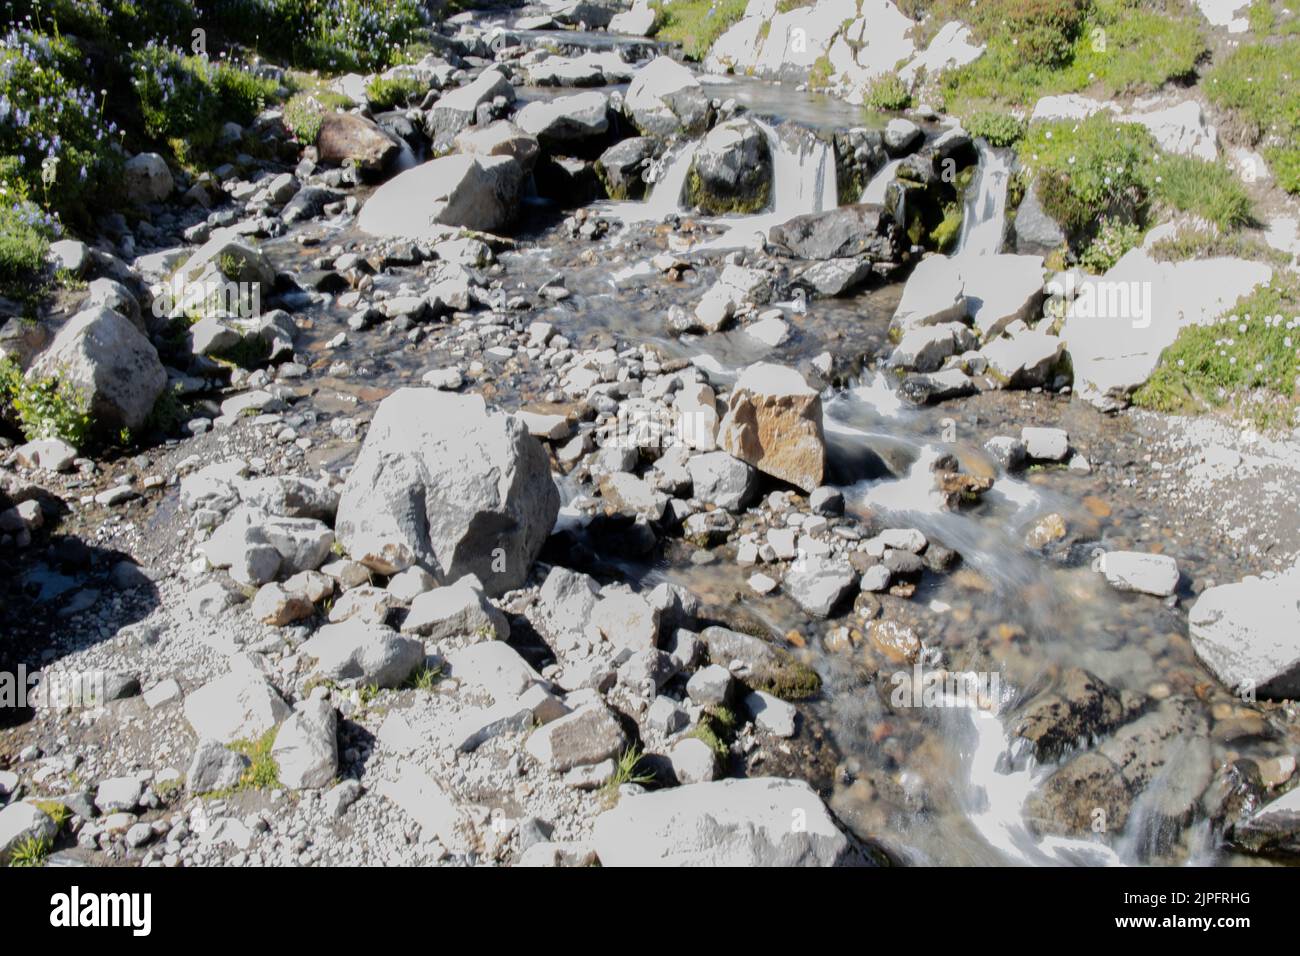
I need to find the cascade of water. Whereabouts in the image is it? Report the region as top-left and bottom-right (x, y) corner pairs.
(611, 141), (700, 224)
(859, 157), (901, 205)
(955, 138), (1012, 257)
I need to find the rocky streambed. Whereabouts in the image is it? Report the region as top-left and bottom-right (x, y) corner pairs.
(2, 4), (1300, 869)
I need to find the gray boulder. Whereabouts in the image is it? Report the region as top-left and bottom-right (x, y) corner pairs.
(28, 306), (166, 432)
(272, 696), (339, 789)
(335, 389), (558, 595)
(768, 204), (902, 262)
(687, 117), (771, 215)
(357, 154), (525, 237)
(300, 620), (425, 688)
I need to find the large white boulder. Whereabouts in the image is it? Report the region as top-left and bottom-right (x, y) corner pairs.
(592, 777), (853, 866)
(358, 154), (525, 238)
(335, 389), (558, 594)
(1189, 563), (1300, 700)
(624, 56), (708, 136)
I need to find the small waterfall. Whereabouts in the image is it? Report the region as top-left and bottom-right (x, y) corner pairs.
(613, 141), (700, 224)
(604, 117), (837, 247)
(860, 158), (901, 205)
(955, 139), (1012, 257)
(753, 119), (836, 222)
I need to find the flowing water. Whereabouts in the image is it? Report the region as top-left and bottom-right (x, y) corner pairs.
(278, 39), (1277, 864)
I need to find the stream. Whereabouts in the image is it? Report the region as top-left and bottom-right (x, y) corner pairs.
(267, 23), (1278, 866)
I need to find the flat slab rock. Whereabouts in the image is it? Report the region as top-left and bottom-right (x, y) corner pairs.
(591, 777), (856, 866)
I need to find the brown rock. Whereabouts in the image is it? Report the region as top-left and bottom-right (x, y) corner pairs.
(718, 363), (825, 492)
(317, 113), (402, 175)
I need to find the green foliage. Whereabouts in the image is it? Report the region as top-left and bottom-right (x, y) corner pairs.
(0, 196), (54, 290)
(365, 75), (425, 111)
(1150, 154), (1254, 231)
(1134, 276), (1300, 431)
(7, 833), (51, 867)
(283, 90), (352, 143)
(203, 0), (426, 72)
(402, 663), (442, 692)
(1206, 38), (1300, 195)
(964, 111), (1026, 147)
(0, 356), (93, 447)
(32, 800), (71, 830)
(130, 44), (278, 166)
(599, 746), (655, 804)
(0, 29), (123, 225)
(688, 704), (739, 760)
(1079, 216), (1143, 272)
(938, 0), (1206, 114)
(1148, 228), (1293, 266)
(654, 0), (749, 60)
(864, 74), (912, 112)
(1017, 114), (1155, 235)
(230, 728), (281, 791)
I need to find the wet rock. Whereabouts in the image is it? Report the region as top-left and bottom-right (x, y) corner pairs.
(1011, 668), (1130, 762)
(1189, 563), (1300, 700)
(1013, 178), (1066, 255)
(595, 136), (656, 199)
(687, 117), (772, 214)
(691, 263), (772, 332)
(335, 389), (558, 594)
(1098, 551), (1179, 597)
(883, 118), (922, 156)
(358, 154), (525, 237)
(624, 56), (709, 136)
(300, 620), (425, 688)
(768, 203), (902, 262)
(1024, 698), (1209, 838)
(718, 362), (825, 492)
(784, 555), (857, 618)
(316, 113), (403, 177)
(591, 777), (853, 866)
(1232, 786), (1300, 858)
(28, 306), (166, 432)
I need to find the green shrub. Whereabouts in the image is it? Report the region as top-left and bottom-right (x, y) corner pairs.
(1134, 275), (1300, 431)
(0, 197), (55, 286)
(0, 29), (123, 225)
(1206, 38), (1300, 195)
(365, 75), (425, 111)
(1149, 154), (1254, 231)
(964, 111), (1026, 147)
(130, 44), (279, 166)
(1149, 228), (1292, 266)
(864, 74), (912, 112)
(283, 90), (353, 143)
(0, 357), (94, 447)
(203, 0), (426, 72)
(1079, 216), (1142, 272)
(938, 0), (1206, 113)
(1017, 115), (1155, 234)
